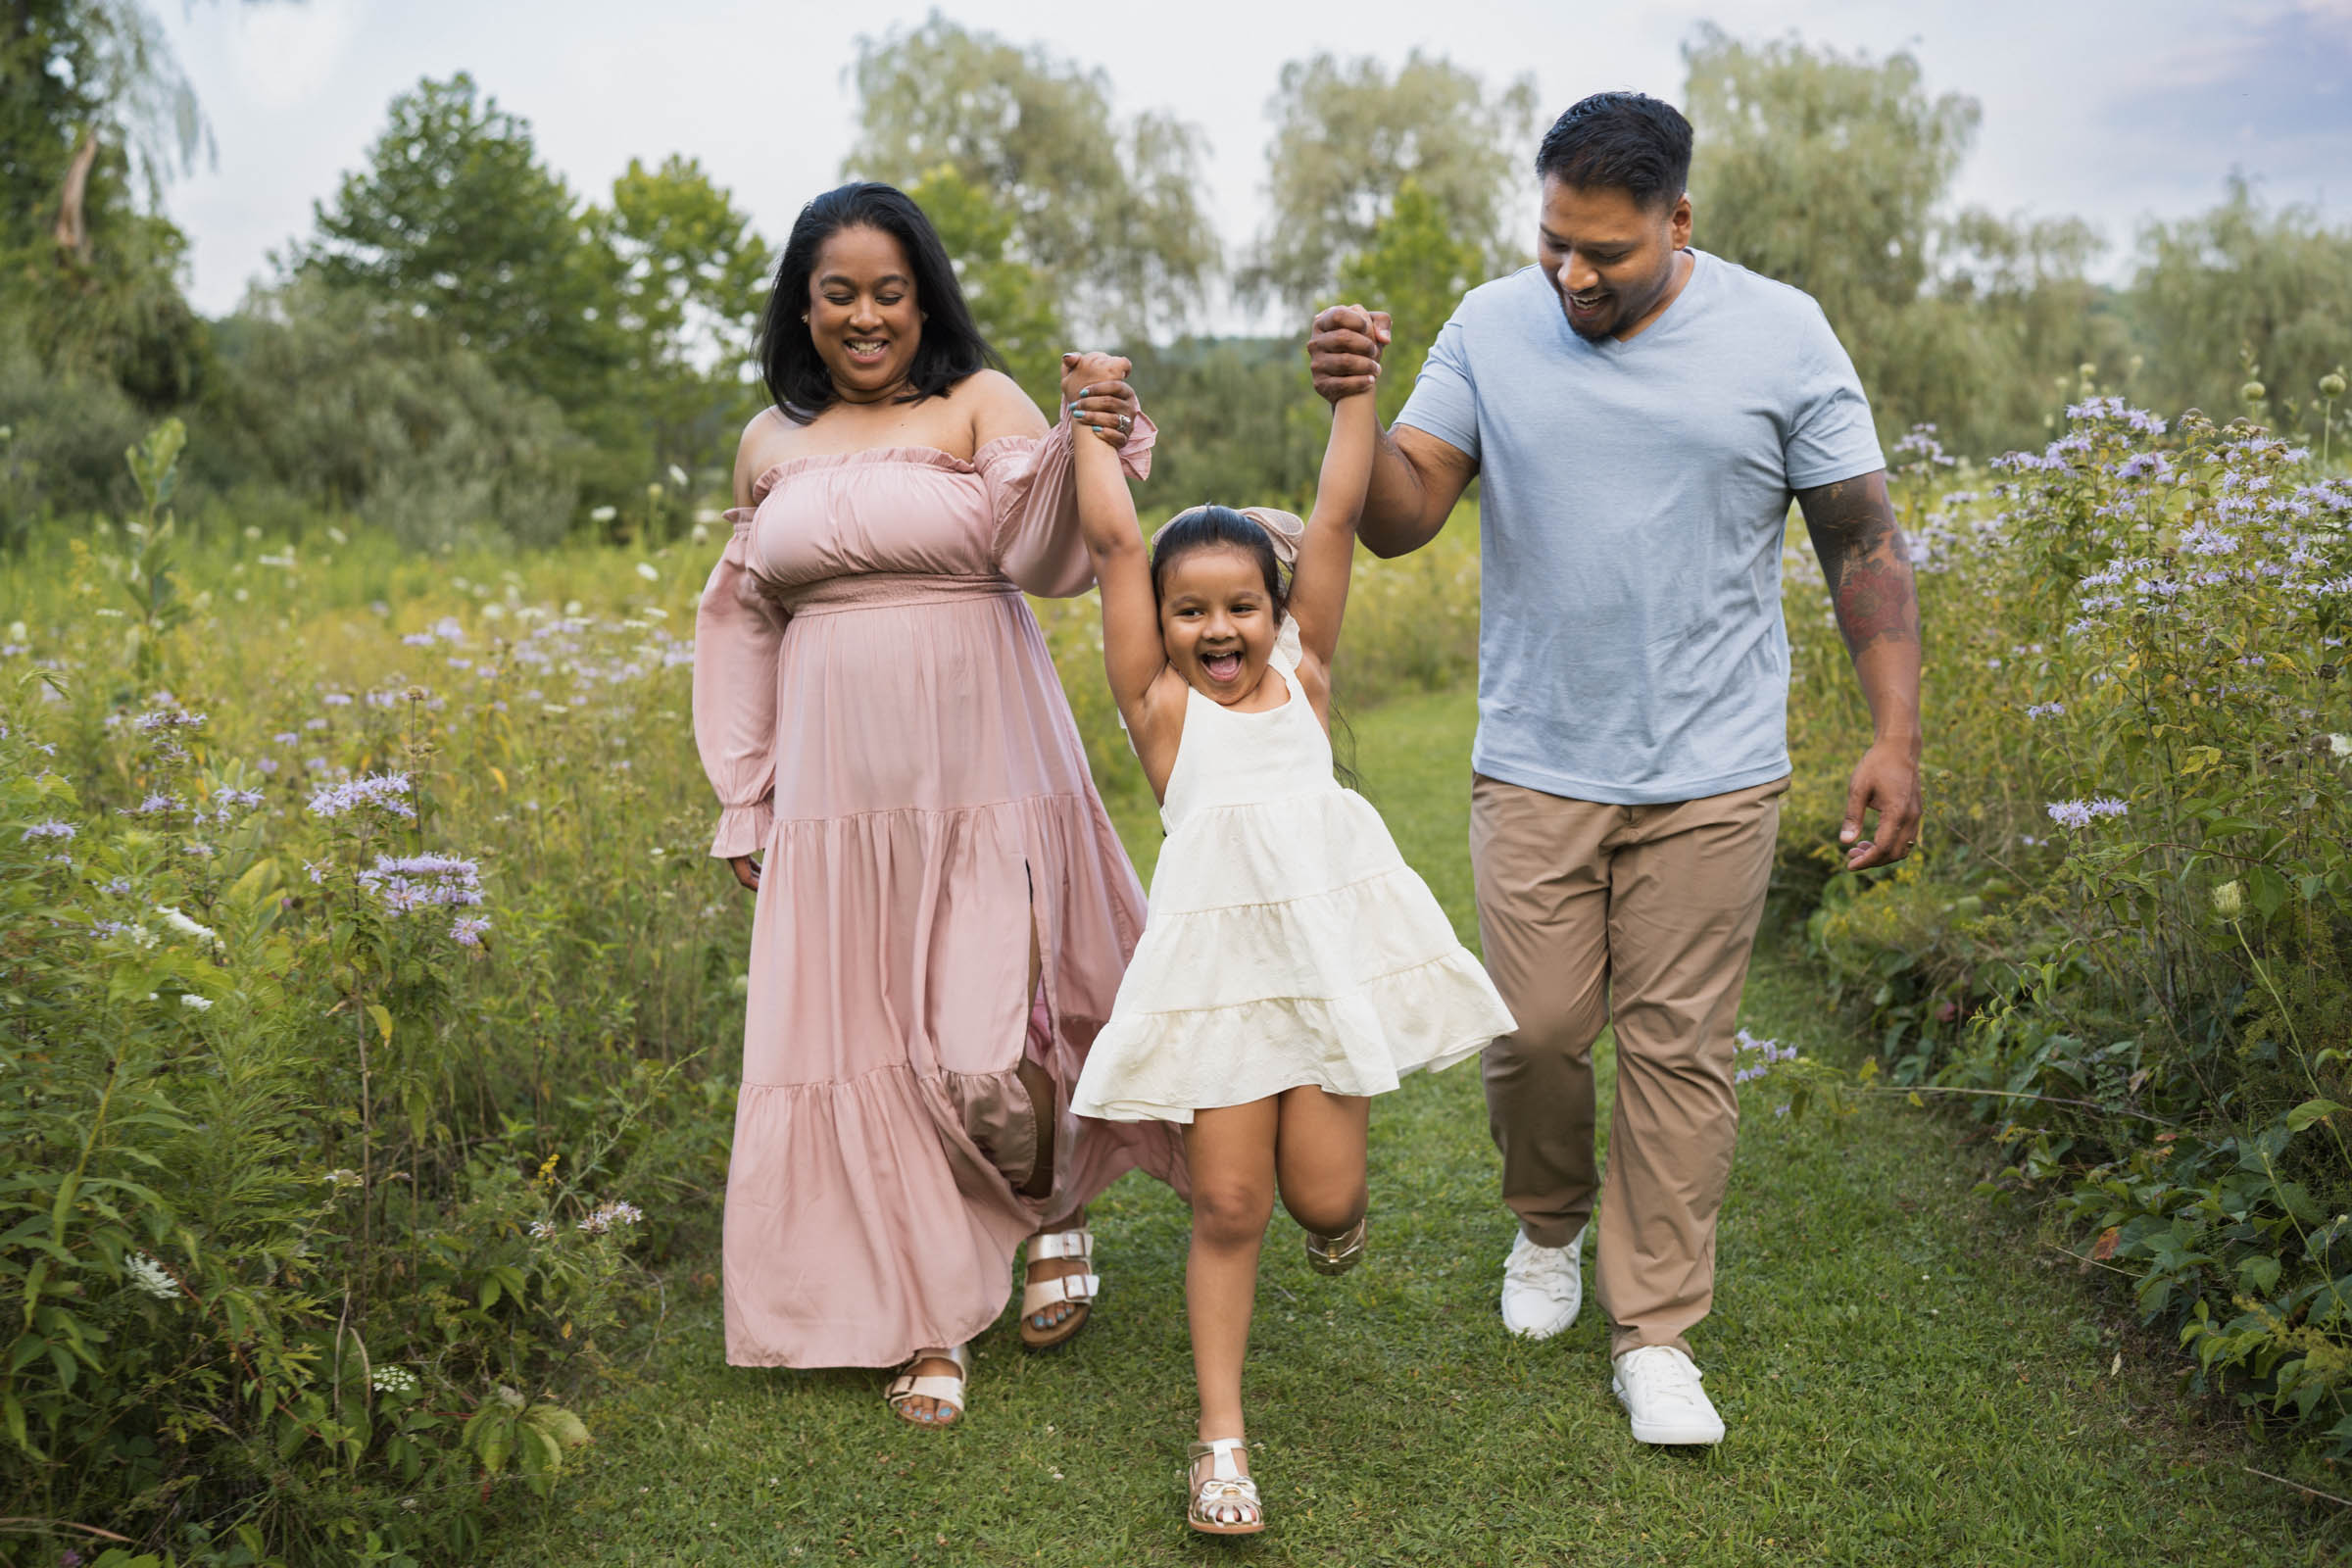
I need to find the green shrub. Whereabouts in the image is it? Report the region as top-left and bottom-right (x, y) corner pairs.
(1789, 395), (2352, 1449)
(0, 430), (743, 1561)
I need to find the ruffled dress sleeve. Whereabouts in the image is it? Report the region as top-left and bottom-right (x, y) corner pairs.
(693, 505), (789, 858)
(977, 409), (1157, 598)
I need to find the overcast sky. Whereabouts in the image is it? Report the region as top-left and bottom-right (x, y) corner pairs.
(155, 0), (2352, 330)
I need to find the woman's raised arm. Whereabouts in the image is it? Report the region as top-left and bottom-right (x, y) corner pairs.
(974, 366), (1153, 597)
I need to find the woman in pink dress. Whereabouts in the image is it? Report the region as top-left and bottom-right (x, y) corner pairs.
(693, 181), (1184, 1426)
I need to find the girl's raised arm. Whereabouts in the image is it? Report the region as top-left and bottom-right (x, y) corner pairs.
(1286, 369), (1378, 668)
(1065, 352), (1170, 725)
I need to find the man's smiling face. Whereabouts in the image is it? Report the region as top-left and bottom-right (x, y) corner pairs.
(1537, 177), (1693, 341)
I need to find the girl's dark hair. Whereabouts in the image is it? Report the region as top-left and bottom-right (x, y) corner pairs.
(1149, 506), (1291, 612)
(758, 181), (1003, 423)
(1534, 92), (1693, 212)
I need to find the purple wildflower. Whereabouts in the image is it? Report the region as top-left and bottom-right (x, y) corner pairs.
(577, 1200), (644, 1237)
(356, 852), (481, 912)
(308, 773), (416, 821)
(20, 819), (74, 842)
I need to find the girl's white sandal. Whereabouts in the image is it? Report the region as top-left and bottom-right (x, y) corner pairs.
(1186, 1438), (1265, 1535)
(1018, 1226), (1100, 1348)
(884, 1344), (967, 1427)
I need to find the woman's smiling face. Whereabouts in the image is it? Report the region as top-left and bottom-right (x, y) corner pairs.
(1158, 545), (1281, 705)
(806, 224), (922, 401)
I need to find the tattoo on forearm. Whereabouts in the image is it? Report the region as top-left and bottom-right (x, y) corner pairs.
(1799, 476), (1920, 657)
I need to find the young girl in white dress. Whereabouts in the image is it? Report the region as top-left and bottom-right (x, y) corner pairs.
(1060, 348), (1515, 1536)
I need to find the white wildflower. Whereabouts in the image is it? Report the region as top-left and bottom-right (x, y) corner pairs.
(370, 1364), (420, 1396)
(635, 563), (660, 582)
(155, 905), (215, 942)
(124, 1251), (179, 1301)
(180, 994), (213, 1011)
(2331, 733), (2351, 759)
(2212, 880), (2245, 920)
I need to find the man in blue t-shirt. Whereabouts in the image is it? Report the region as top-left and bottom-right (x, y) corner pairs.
(1308, 92), (1923, 1446)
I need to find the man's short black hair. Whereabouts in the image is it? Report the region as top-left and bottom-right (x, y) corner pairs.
(1534, 92), (1693, 211)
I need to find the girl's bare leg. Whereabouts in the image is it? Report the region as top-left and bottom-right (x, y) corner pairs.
(1183, 1099), (1280, 1447)
(1273, 1086), (1370, 1238)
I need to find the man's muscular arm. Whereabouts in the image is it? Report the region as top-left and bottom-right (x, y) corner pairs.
(1795, 469), (1924, 869)
(1305, 305), (1475, 558)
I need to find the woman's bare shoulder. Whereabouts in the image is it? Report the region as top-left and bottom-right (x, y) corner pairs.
(733, 406), (799, 496)
(956, 369), (1051, 446)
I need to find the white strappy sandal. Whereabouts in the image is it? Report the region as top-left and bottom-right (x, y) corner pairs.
(884, 1344), (967, 1427)
(1019, 1225), (1100, 1349)
(1187, 1437), (1265, 1535)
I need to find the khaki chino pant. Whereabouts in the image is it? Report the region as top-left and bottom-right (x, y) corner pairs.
(1470, 772), (1788, 1358)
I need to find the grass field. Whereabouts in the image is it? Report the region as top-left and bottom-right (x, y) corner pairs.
(473, 688), (2337, 1568)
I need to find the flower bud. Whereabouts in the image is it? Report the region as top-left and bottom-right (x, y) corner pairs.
(2240, 381), (2267, 404)
(2322, 370), (2348, 400)
(2211, 879), (2244, 919)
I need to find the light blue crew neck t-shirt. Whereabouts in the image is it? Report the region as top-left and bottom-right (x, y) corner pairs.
(1396, 248), (1885, 806)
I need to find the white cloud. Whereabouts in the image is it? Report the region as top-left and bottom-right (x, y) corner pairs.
(226, 0), (365, 113)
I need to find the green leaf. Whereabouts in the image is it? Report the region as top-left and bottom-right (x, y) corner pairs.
(2286, 1099), (2344, 1133)
(523, 1402), (591, 1450)
(367, 1004), (393, 1045)
(224, 856), (280, 908)
(476, 1419), (511, 1476)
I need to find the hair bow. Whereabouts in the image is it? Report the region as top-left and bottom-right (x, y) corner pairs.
(1148, 505), (1305, 565)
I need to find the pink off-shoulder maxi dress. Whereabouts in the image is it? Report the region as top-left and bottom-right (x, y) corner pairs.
(693, 412), (1185, 1369)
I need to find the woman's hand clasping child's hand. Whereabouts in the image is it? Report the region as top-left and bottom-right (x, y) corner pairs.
(1061, 351), (1138, 448)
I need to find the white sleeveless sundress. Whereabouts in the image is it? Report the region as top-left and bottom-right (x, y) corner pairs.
(1071, 626), (1516, 1123)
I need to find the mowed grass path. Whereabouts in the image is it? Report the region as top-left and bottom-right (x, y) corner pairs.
(481, 689), (2334, 1567)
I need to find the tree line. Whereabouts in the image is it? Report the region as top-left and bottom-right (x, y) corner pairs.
(4, 5), (2350, 549)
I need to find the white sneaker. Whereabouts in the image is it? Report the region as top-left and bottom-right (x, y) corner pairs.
(1611, 1346), (1726, 1446)
(1498, 1226), (1585, 1340)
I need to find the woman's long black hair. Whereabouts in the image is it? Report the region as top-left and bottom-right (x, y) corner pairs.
(758, 181), (1003, 423)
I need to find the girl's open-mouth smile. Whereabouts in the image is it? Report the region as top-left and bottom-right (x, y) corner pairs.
(1201, 651), (1243, 683)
